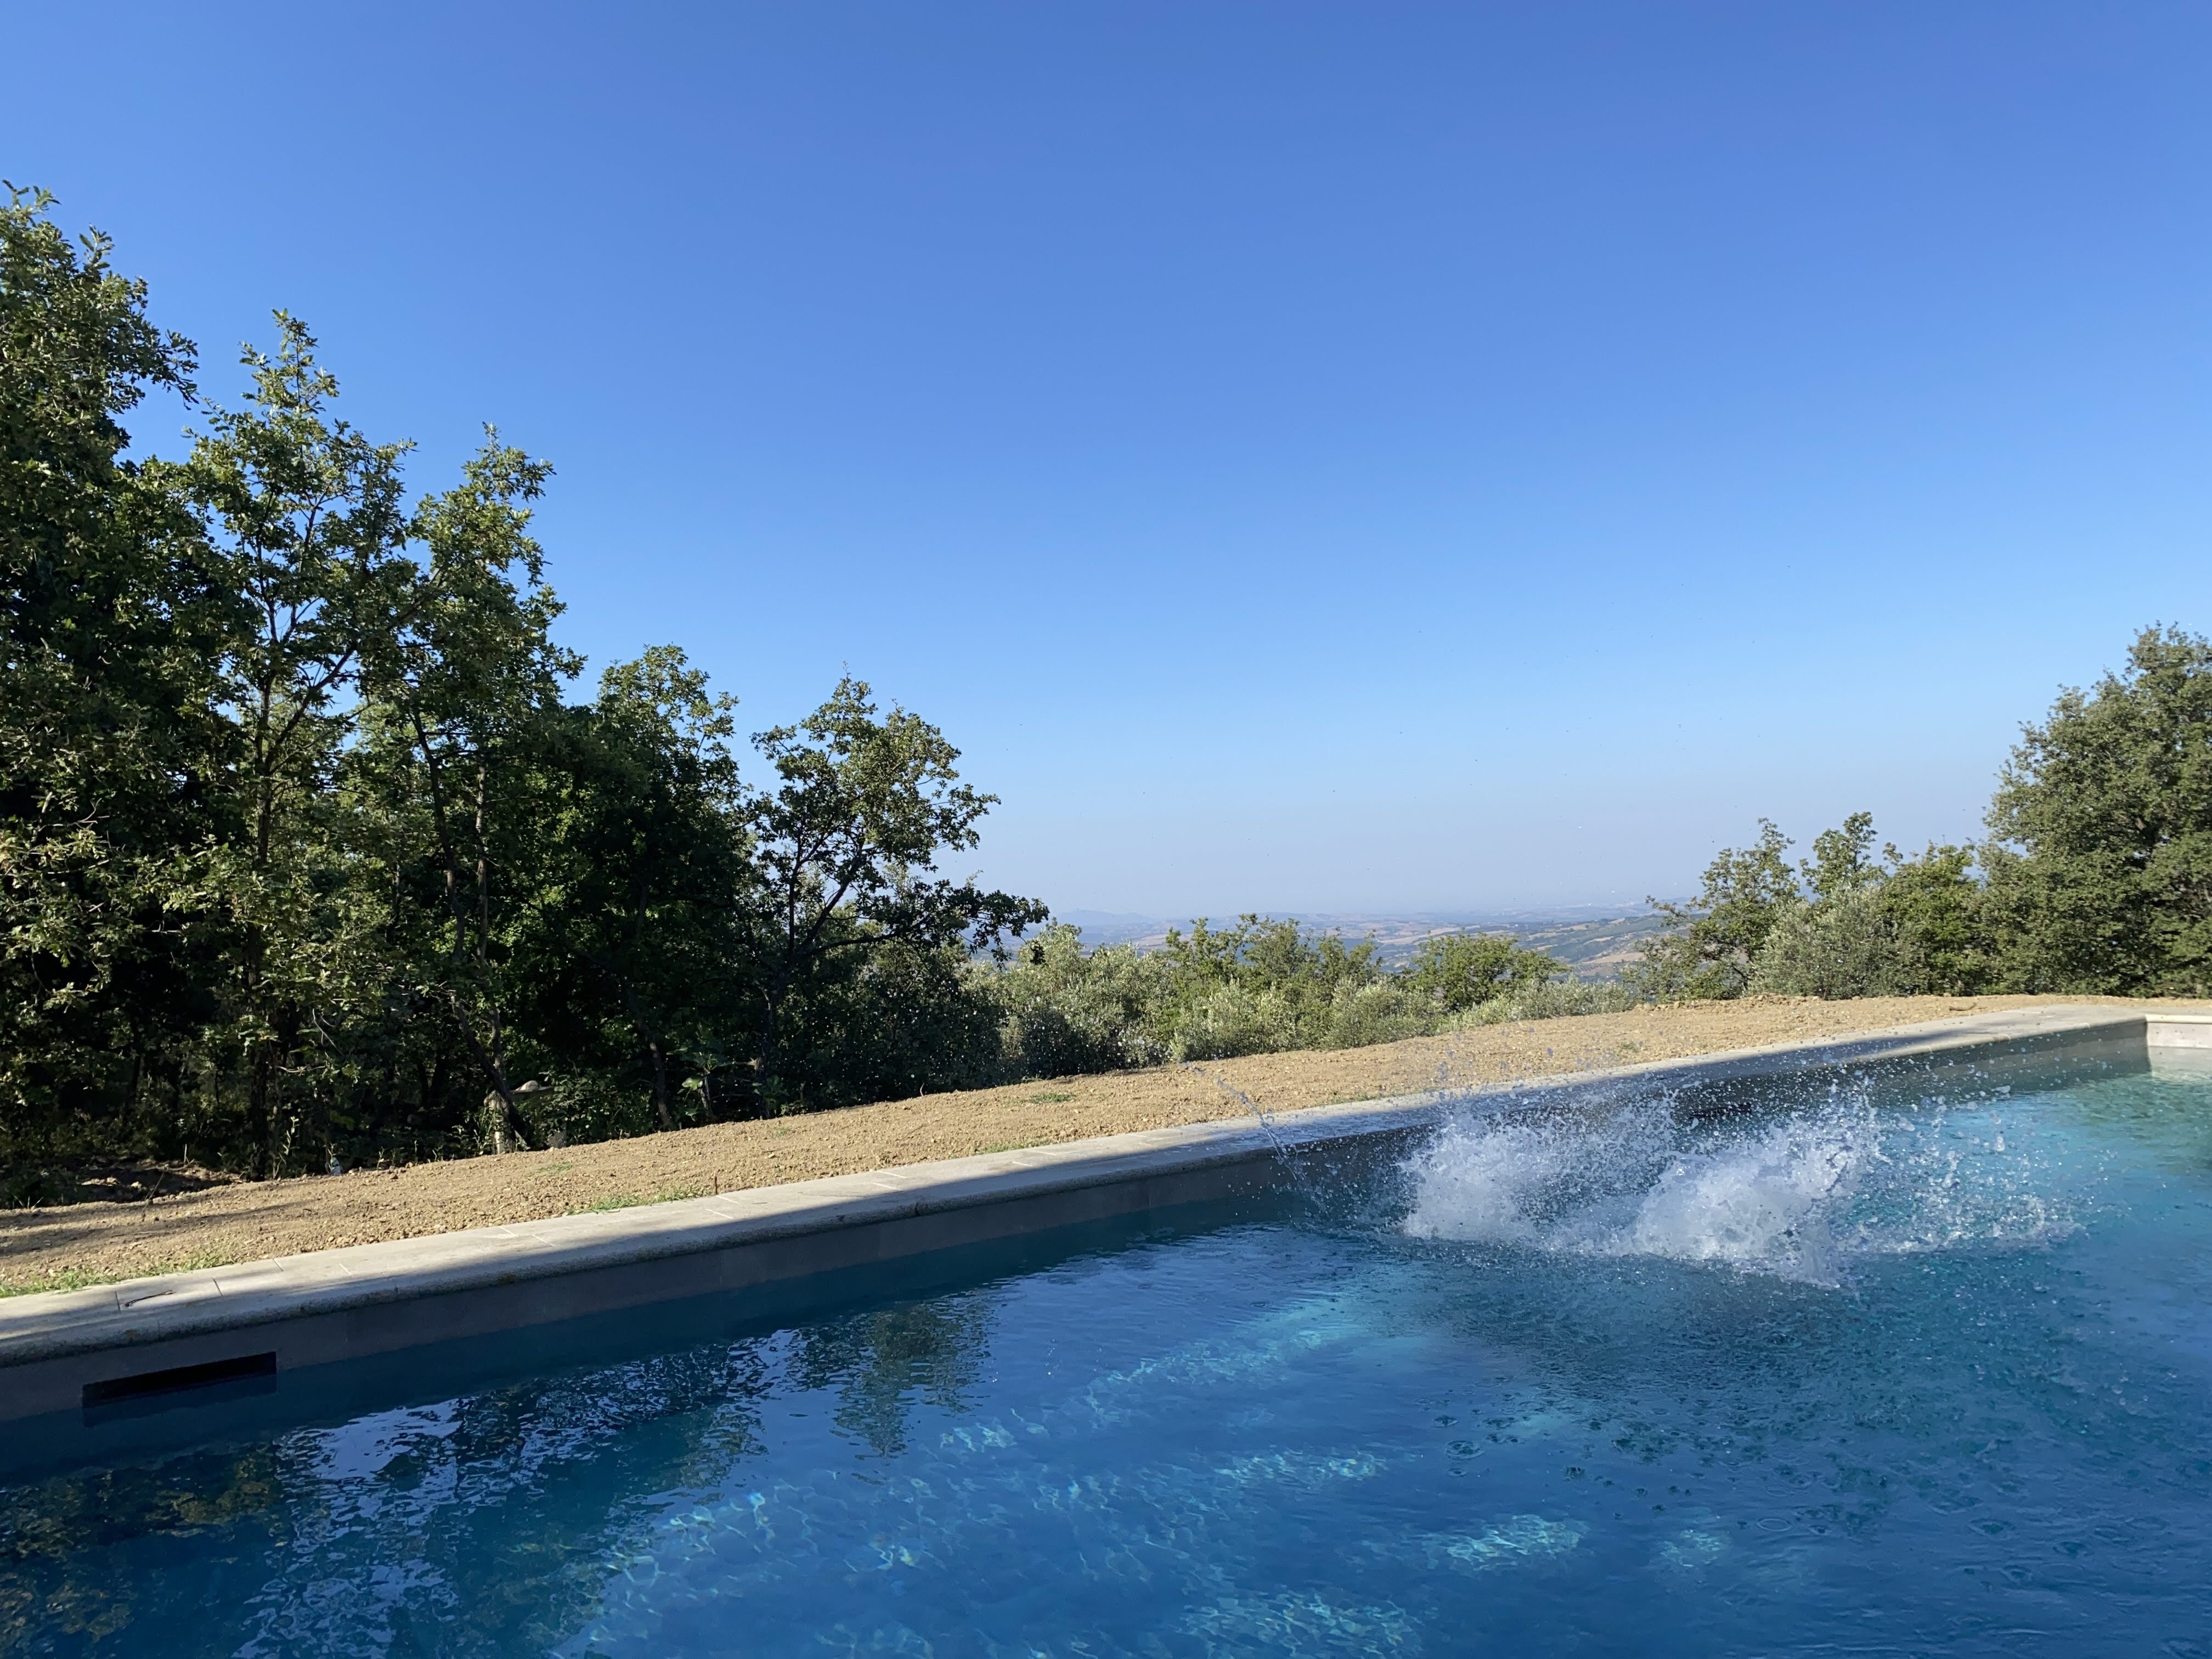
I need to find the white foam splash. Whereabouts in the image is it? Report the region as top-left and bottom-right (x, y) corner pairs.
(1403, 1090), (2070, 1285)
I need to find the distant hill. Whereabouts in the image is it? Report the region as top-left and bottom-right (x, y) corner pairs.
(1047, 906), (1677, 981)
(1508, 912), (1677, 980)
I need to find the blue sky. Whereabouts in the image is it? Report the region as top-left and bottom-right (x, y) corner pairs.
(9, 2), (2209, 918)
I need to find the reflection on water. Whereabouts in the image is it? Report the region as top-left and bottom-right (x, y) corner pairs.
(0, 1302), (1007, 1656)
(4, 1067), (2211, 1656)
(787, 1300), (995, 1457)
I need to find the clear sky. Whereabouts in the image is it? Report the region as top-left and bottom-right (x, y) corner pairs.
(8, 2), (2208, 918)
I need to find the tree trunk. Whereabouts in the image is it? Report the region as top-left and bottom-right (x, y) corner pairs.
(648, 1038), (673, 1132)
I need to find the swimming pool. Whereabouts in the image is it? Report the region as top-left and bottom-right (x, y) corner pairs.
(6, 1056), (2210, 1655)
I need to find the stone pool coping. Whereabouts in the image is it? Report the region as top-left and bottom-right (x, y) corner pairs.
(0, 1002), (2183, 1423)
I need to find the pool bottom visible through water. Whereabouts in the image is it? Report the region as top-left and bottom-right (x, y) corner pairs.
(5, 1059), (2212, 1657)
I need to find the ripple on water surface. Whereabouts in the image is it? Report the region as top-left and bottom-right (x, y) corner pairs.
(4, 1064), (2211, 1656)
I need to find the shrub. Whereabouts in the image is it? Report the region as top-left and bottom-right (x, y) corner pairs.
(1164, 981), (1306, 1060)
(1749, 893), (1911, 998)
(992, 924), (1164, 1075)
(1400, 932), (1562, 1013)
(1322, 980), (1432, 1048)
(1452, 979), (1643, 1026)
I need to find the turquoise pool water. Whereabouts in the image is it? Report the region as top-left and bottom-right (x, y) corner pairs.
(5, 1059), (2211, 1655)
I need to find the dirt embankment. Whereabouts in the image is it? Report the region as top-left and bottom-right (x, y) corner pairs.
(0, 994), (2174, 1294)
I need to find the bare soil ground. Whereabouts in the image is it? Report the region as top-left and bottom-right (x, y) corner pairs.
(1, 994), (2180, 1294)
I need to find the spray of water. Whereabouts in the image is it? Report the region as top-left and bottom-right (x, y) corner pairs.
(1402, 1085), (2071, 1286)
(1180, 1060), (1317, 1202)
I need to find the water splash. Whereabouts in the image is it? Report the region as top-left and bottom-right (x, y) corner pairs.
(1402, 1087), (2073, 1285)
(1178, 1059), (1318, 1203)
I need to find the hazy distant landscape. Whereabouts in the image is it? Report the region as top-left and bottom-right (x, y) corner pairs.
(1056, 909), (1675, 978)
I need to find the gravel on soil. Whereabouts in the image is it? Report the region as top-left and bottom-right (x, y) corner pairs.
(0, 994), (2174, 1294)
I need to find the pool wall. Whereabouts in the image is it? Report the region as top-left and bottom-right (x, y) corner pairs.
(0, 1004), (2188, 1440)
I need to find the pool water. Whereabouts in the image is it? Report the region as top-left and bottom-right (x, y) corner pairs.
(6, 1060), (2212, 1656)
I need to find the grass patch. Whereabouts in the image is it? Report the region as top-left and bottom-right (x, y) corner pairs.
(0, 1246), (236, 1299)
(1023, 1091), (1077, 1105)
(574, 1184), (708, 1215)
(975, 1137), (1056, 1155)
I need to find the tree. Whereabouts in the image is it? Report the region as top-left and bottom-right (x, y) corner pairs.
(1802, 811), (1882, 901)
(1875, 842), (1987, 994)
(1400, 930), (1562, 1013)
(1628, 820), (1797, 998)
(1750, 812), (1908, 1000)
(4, 193), (1092, 1176)
(171, 316), (414, 1170)
(525, 647), (753, 1129)
(772, 934), (1007, 1105)
(358, 437), (578, 1149)
(743, 679), (1045, 1109)
(0, 187), (230, 1168)
(1984, 625), (2212, 994)
(1750, 887), (1904, 1000)
(1716, 814), (1991, 1001)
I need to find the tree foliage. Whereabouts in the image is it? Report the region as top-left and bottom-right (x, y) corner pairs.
(1983, 627), (2212, 995)
(0, 185), (227, 1167)
(0, 193), (1052, 1183)
(1652, 628), (2212, 1003)
(1401, 931), (1562, 1013)
(1626, 821), (1797, 999)
(743, 678), (1046, 1108)
(985, 917), (1575, 1073)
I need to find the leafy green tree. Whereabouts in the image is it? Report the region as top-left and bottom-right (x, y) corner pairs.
(1750, 888), (1903, 1000)
(1802, 811), (1882, 901)
(1740, 813), (1991, 1000)
(743, 679), (1045, 1109)
(170, 316), (415, 1170)
(1984, 626), (2212, 994)
(524, 647), (753, 1129)
(0, 188), (230, 1169)
(775, 935), (1008, 1105)
(4, 194), (1099, 1176)
(1875, 842), (1987, 994)
(358, 438), (578, 1150)
(1751, 812), (1908, 1000)
(1399, 930), (1562, 1013)
(1628, 820), (1797, 998)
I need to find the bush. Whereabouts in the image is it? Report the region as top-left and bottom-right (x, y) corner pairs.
(1322, 980), (1432, 1049)
(522, 1070), (661, 1151)
(1400, 931), (1562, 1012)
(992, 924), (1164, 1075)
(1452, 979), (1643, 1026)
(986, 915), (1622, 1071)
(1749, 892), (1911, 998)
(1163, 981), (1307, 1060)
(1635, 813), (1996, 1003)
